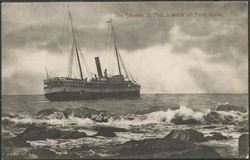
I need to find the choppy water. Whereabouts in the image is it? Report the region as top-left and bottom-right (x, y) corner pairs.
(2, 94), (248, 158)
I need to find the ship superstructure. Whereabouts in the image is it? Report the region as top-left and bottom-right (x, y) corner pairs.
(43, 10), (140, 101)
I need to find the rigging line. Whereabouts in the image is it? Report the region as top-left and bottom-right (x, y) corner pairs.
(45, 66), (49, 78)
(67, 21), (75, 78)
(110, 22), (122, 75)
(107, 28), (114, 75)
(67, 36), (73, 78)
(105, 22), (110, 58)
(111, 49), (115, 75)
(67, 18), (75, 78)
(117, 50), (129, 78)
(61, 9), (68, 75)
(72, 24), (89, 78)
(68, 10), (84, 80)
(78, 46), (90, 77)
(106, 24), (112, 74)
(106, 23), (114, 75)
(78, 46), (91, 77)
(66, 13), (72, 77)
(61, 12), (67, 76)
(110, 22), (128, 77)
(68, 42), (75, 78)
(71, 19), (91, 77)
(73, 50), (80, 79)
(128, 71), (136, 83)
(61, 9), (68, 51)
(79, 51), (88, 77)
(112, 24), (129, 78)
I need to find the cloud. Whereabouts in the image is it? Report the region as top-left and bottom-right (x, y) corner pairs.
(1, 2), (248, 94)
(2, 71), (43, 95)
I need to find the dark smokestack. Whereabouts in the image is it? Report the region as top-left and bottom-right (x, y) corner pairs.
(95, 57), (103, 78)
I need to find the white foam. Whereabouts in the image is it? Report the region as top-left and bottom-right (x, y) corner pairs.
(102, 105), (209, 128)
(3, 105), (247, 129)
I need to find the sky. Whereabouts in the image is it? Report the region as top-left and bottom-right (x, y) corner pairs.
(1, 2), (248, 94)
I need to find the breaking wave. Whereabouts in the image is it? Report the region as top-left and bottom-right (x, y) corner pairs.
(2, 105), (247, 128)
(106, 105), (247, 127)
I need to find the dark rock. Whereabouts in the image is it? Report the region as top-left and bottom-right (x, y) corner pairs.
(57, 153), (81, 159)
(223, 115), (235, 125)
(35, 107), (112, 122)
(2, 147), (37, 159)
(94, 126), (118, 137)
(2, 118), (32, 130)
(175, 145), (221, 158)
(206, 132), (229, 141)
(203, 111), (221, 124)
(203, 111), (235, 125)
(237, 126), (249, 132)
(95, 126), (127, 132)
(2, 137), (31, 147)
(138, 104), (180, 115)
(116, 138), (195, 156)
(216, 104), (247, 113)
(2, 118), (17, 129)
(167, 103), (181, 110)
(35, 108), (60, 116)
(2, 113), (20, 118)
(16, 125), (87, 141)
(30, 147), (57, 159)
(113, 136), (220, 158)
(171, 116), (202, 125)
(165, 129), (207, 142)
(63, 107), (111, 122)
(202, 125), (218, 129)
(67, 145), (101, 159)
(239, 134), (249, 158)
(34, 108), (65, 119)
(2, 132), (14, 138)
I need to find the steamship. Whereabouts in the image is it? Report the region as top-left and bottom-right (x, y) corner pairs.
(43, 10), (140, 101)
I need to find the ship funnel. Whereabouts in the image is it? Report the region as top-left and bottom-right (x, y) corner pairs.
(95, 57), (103, 78)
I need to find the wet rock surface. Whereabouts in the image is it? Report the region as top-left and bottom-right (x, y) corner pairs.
(93, 126), (127, 137)
(206, 132), (230, 141)
(216, 104), (247, 113)
(63, 107), (111, 122)
(3, 104), (246, 159)
(95, 126), (127, 132)
(237, 125), (249, 132)
(1, 147), (38, 159)
(165, 129), (207, 142)
(34, 108), (61, 117)
(2, 113), (21, 118)
(202, 125), (218, 129)
(171, 116), (202, 125)
(16, 125), (88, 141)
(2, 118), (18, 129)
(2, 137), (31, 148)
(160, 129), (230, 143)
(203, 111), (235, 125)
(34, 107), (112, 122)
(112, 130), (221, 158)
(238, 134), (249, 158)
(94, 128), (117, 137)
(30, 147), (57, 159)
(2, 118), (33, 131)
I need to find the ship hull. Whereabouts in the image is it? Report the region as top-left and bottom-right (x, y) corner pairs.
(44, 90), (140, 101)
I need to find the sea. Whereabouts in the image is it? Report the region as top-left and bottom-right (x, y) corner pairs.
(1, 94), (248, 158)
